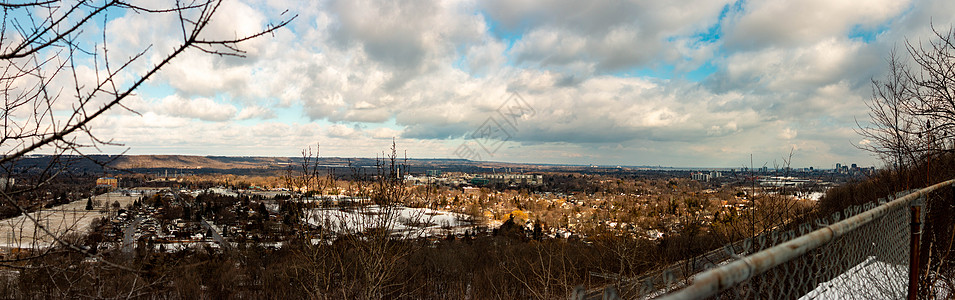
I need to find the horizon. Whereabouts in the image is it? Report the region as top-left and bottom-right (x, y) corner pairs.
(26, 153), (875, 170)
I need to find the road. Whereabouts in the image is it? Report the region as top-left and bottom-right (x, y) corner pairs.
(200, 218), (230, 250)
(122, 216), (142, 254)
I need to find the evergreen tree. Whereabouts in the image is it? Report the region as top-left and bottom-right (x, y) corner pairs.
(85, 198), (93, 210)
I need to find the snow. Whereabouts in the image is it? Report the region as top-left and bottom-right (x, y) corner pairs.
(0, 192), (139, 249)
(207, 188), (238, 197)
(802, 192), (826, 201)
(799, 256), (906, 299)
(646, 230), (664, 240)
(305, 205), (474, 238)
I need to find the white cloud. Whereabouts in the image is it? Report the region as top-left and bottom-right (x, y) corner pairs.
(722, 0), (911, 50)
(251, 122), (292, 137)
(326, 124), (360, 139)
(780, 128), (798, 140)
(369, 127), (402, 139)
(464, 39), (507, 75)
(237, 105), (276, 120)
(155, 95), (237, 122)
(70, 0), (955, 167)
(488, 0), (732, 73)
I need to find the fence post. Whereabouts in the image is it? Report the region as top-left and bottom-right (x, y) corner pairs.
(907, 204), (921, 300)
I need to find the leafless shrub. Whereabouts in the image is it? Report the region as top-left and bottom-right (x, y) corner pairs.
(0, 0), (292, 296)
(855, 23), (955, 298)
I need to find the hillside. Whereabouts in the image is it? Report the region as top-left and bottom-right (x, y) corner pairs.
(7, 154), (687, 177)
(109, 155), (289, 170)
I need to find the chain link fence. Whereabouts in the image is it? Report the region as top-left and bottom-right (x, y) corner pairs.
(707, 194), (915, 299)
(575, 180), (955, 300)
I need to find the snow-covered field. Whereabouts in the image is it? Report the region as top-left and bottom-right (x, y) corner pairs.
(799, 191), (826, 201)
(799, 256), (906, 299)
(0, 192), (140, 249)
(799, 255), (951, 299)
(306, 206), (474, 238)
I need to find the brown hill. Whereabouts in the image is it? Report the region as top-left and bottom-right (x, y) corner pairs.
(109, 155), (288, 170)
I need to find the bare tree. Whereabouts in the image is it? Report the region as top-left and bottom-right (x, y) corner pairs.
(857, 24), (955, 298)
(0, 0), (293, 293)
(292, 141), (441, 299)
(1, 1), (291, 165)
(858, 25), (955, 175)
(856, 50), (925, 174)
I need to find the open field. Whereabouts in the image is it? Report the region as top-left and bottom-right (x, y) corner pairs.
(307, 205), (474, 237)
(0, 192), (147, 249)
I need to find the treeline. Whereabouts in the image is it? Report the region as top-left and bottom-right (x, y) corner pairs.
(0, 225), (726, 299)
(0, 174), (94, 219)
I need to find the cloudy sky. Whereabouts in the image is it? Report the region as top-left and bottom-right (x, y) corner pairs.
(73, 0), (955, 168)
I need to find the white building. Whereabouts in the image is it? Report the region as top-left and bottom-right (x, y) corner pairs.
(0, 176), (12, 191)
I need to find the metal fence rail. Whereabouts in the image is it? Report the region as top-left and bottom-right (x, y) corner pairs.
(653, 179), (955, 300)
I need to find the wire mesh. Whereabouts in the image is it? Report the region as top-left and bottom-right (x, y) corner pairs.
(710, 196), (917, 299)
(581, 183), (954, 300)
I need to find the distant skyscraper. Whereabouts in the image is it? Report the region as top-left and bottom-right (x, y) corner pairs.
(836, 163), (841, 171)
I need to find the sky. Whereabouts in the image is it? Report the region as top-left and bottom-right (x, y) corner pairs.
(39, 0), (955, 168)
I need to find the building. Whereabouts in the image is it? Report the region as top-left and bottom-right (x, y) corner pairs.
(469, 177), (490, 185)
(691, 172), (711, 182)
(96, 177), (118, 190)
(758, 176), (812, 187)
(473, 174), (543, 186)
(0, 176), (13, 191)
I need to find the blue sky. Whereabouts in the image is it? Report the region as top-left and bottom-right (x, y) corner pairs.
(24, 0), (955, 168)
